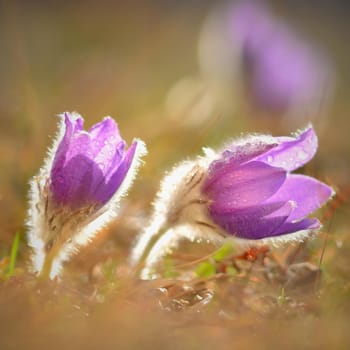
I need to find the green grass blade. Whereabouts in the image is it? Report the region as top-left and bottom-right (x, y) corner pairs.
(7, 232), (20, 277)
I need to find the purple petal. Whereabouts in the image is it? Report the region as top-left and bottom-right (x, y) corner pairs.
(61, 132), (93, 166)
(226, 140), (277, 166)
(87, 117), (123, 158)
(88, 116), (120, 139)
(255, 127), (318, 171)
(95, 140), (138, 204)
(51, 113), (84, 173)
(93, 138), (126, 177)
(88, 141), (126, 200)
(51, 115), (93, 204)
(53, 113), (92, 169)
(51, 154), (104, 207)
(209, 201), (293, 239)
(209, 201), (285, 218)
(63, 112), (84, 135)
(205, 140), (278, 190)
(99, 141), (126, 182)
(266, 174), (333, 222)
(272, 218), (321, 236)
(53, 115), (124, 174)
(204, 161), (286, 212)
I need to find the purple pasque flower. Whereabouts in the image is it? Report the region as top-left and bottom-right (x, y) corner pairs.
(228, 0), (333, 114)
(202, 127), (333, 240)
(27, 112), (146, 279)
(130, 126), (332, 279)
(50, 112), (139, 208)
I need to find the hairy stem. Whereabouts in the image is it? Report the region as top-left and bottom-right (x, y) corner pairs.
(140, 224), (223, 279)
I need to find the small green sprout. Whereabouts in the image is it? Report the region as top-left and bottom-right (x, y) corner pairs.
(195, 261), (216, 278)
(7, 231), (20, 277)
(278, 287), (286, 306)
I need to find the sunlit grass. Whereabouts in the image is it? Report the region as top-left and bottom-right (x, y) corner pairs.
(6, 231), (20, 278)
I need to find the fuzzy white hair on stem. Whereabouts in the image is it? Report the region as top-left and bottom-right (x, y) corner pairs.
(26, 113), (72, 275)
(139, 223), (224, 280)
(129, 148), (218, 269)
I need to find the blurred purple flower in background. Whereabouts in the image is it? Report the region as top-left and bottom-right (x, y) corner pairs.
(198, 0), (334, 124)
(27, 112), (146, 279)
(202, 127), (333, 240)
(229, 0), (333, 115)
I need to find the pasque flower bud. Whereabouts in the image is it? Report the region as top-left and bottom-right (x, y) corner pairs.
(27, 112), (146, 279)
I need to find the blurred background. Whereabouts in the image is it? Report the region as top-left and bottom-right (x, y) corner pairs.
(0, 0), (349, 348)
(0, 0), (349, 234)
